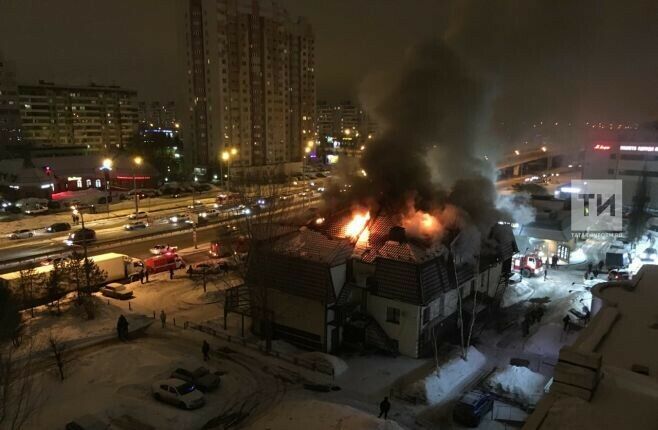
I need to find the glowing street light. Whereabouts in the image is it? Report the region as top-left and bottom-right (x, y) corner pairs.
(222, 148), (238, 190)
(132, 156), (144, 213)
(541, 146), (547, 152)
(514, 150), (520, 156)
(102, 158), (113, 170)
(100, 158), (113, 217)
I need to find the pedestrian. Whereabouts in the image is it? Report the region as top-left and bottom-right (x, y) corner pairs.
(117, 315), (129, 341)
(587, 261), (593, 273)
(584, 270), (590, 281)
(562, 314), (571, 332)
(71, 213), (76, 224)
(202, 340), (210, 361)
(145, 269), (149, 283)
(378, 397), (391, 420)
(598, 260), (604, 272)
(544, 267), (548, 281)
(169, 267), (174, 280)
(521, 317), (530, 337)
(140, 269), (144, 284)
(160, 310), (167, 328)
(552, 254), (559, 269)
(583, 306), (591, 325)
(593, 269), (599, 278)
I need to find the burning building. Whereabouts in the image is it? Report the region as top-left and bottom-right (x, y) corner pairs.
(244, 211), (517, 358)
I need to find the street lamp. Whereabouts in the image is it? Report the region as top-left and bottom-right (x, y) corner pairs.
(222, 149), (237, 191)
(71, 206), (91, 290)
(132, 156), (143, 214)
(101, 158), (112, 217)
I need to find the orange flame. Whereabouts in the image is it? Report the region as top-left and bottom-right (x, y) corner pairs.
(345, 211), (370, 238)
(402, 210), (443, 240)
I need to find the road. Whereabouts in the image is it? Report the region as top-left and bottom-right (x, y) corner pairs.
(0, 193), (323, 272)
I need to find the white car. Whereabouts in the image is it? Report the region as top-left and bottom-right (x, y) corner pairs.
(152, 378), (205, 409)
(199, 209), (220, 219)
(124, 221), (148, 231)
(169, 213), (192, 224)
(128, 211), (148, 220)
(99, 283), (134, 300)
(640, 247), (658, 262)
(149, 244), (178, 255)
(8, 229), (33, 240)
(187, 202), (206, 214)
(24, 205), (48, 215)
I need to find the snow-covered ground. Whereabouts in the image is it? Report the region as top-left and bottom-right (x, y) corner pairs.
(484, 365), (548, 407)
(249, 399), (405, 430)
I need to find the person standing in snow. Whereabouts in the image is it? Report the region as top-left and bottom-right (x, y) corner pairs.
(562, 314), (571, 332)
(202, 340), (210, 361)
(139, 269), (145, 284)
(169, 267), (174, 280)
(160, 310), (167, 328)
(117, 315), (129, 341)
(378, 397), (391, 420)
(544, 267), (548, 281)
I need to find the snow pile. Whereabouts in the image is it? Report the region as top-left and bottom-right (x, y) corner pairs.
(298, 351), (349, 376)
(249, 399), (405, 430)
(501, 281), (533, 307)
(400, 346), (486, 404)
(484, 365), (547, 406)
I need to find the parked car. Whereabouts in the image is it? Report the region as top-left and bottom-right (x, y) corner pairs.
(149, 244), (178, 255)
(40, 256), (69, 267)
(99, 283), (134, 300)
(608, 268), (631, 281)
(65, 228), (96, 245)
(46, 222), (71, 233)
(65, 414), (110, 430)
(452, 390), (494, 427)
(169, 213), (192, 224)
(124, 221), (148, 231)
(128, 211), (148, 220)
(170, 367), (221, 392)
(152, 378), (205, 409)
(8, 229), (33, 240)
(24, 205), (48, 215)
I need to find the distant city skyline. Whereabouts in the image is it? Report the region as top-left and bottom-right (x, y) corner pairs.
(1, 0), (657, 126)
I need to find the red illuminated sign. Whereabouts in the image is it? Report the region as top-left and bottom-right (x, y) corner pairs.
(593, 144), (611, 150)
(116, 176), (151, 180)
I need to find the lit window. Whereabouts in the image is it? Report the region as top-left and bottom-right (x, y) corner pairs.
(76, 179), (82, 188)
(86, 179), (91, 188)
(95, 179), (101, 188)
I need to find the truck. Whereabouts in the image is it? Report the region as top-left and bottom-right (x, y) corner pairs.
(209, 235), (249, 258)
(512, 253), (544, 277)
(605, 251), (629, 269)
(0, 252), (143, 298)
(144, 253), (186, 274)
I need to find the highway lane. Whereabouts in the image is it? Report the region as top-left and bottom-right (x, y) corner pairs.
(0, 195), (322, 272)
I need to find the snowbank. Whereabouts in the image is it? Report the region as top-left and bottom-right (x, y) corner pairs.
(248, 399), (405, 430)
(400, 346), (486, 405)
(484, 365), (547, 406)
(297, 351), (349, 376)
(501, 281), (534, 307)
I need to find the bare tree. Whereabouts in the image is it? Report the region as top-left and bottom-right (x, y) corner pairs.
(463, 256), (481, 360)
(48, 333), (66, 381)
(18, 269), (43, 318)
(0, 342), (40, 430)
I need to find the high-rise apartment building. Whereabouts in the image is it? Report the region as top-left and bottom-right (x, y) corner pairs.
(316, 100), (378, 143)
(176, 0), (315, 169)
(18, 82), (138, 150)
(138, 101), (178, 129)
(0, 53), (21, 147)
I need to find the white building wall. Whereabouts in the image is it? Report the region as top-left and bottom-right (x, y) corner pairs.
(367, 294), (420, 357)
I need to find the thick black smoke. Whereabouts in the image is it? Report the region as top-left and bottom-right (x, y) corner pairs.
(324, 40), (512, 240)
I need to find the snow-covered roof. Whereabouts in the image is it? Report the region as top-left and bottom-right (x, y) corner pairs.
(526, 265), (658, 430)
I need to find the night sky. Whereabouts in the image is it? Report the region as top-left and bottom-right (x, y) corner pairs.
(1, 0), (657, 125)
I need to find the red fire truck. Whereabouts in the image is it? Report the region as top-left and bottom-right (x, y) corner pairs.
(144, 252), (186, 274)
(513, 253), (544, 277)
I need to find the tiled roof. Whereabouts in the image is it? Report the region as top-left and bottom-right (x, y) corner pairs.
(272, 227), (353, 265)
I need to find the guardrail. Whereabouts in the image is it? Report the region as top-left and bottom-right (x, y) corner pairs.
(185, 321), (335, 377)
(0, 197), (321, 270)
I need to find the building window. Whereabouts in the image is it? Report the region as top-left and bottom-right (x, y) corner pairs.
(422, 307), (430, 324)
(76, 179), (82, 188)
(86, 179), (91, 188)
(95, 179), (101, 188)
(386, 307), (400, 325)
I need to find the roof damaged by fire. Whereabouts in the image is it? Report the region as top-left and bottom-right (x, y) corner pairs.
(245, 211), (517, 357)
